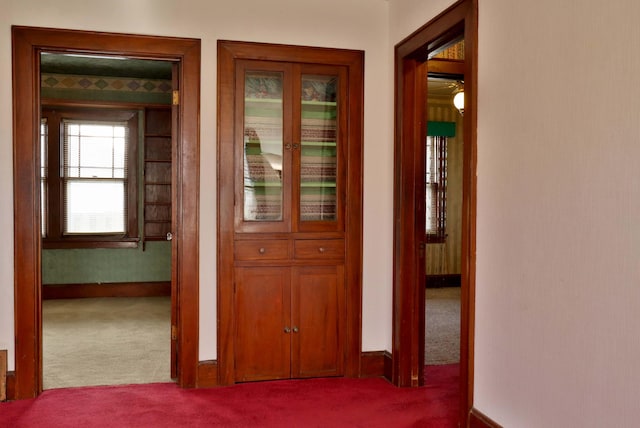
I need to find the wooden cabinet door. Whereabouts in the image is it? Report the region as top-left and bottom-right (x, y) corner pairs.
(234, 267), (291, 382)
(291, 265), (345, 378)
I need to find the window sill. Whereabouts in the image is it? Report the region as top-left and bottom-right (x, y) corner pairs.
(42, 237), (140, 249)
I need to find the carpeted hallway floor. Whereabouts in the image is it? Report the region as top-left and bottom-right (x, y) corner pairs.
(425, 287), (461, 365)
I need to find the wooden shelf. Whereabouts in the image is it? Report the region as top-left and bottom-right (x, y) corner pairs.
(143, 107), (172, 243)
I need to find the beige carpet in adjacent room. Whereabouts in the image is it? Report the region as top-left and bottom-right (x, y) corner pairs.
(43, 296), (173, 390)
(425, 287), (460, 365)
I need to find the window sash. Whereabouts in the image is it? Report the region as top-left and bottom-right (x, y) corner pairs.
(426, 136), (447, 240)
(61, 119), (129, 236)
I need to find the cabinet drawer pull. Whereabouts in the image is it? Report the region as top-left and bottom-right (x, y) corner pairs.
(259, 247), (266, 254)
(292, 326), (299, 333)
(318, 247), (325, 253)
(284, 327), (291, 334)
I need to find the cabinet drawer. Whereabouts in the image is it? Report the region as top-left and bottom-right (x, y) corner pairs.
(235, 240), (290, 261)
(294, 239), (344, 260)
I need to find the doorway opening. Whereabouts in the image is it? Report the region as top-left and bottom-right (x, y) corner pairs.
(424, 72), (464, 370)
(39, 53), (175, 389)
(392, 0), (477, 424)
(11, 26), (201, 399)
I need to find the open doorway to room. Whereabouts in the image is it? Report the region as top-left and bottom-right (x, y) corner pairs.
(392, 0), (477, 424)
(424, 62), (464, 370)
(11, 26), (200, 399)
(39, 53), (175, 389)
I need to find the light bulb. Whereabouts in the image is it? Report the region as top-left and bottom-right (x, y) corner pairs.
(453, 91), (464, 115)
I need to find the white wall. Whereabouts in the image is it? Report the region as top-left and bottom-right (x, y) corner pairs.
(389, 0), (640, 426)
(0, 0), (393, 370)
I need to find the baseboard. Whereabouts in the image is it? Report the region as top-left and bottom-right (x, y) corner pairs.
(469, 408), (502, 428)
(360, 351), (385, 377)
(42, 281), (171, 299)
(383, 351), (392, 382)
(0, 350), (6, 401)
(199, 354), (392, 387)
(425, 274), (461, 288)
(5, 372), (15, 402)
(359, 351), (392, 382)
(197, 360), (218, 388)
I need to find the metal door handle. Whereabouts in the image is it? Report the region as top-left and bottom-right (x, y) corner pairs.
(166, 232), (173, 241)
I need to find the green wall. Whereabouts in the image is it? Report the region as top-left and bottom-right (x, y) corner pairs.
(42, 241), (171, 284)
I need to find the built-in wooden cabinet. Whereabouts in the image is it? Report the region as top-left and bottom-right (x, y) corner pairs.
(143, 107), (172, 242)
(217, 41), (364, 385)
(234, 243), (345, 382)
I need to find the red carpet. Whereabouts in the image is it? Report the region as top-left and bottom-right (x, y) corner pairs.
(1, 364), (458, 427)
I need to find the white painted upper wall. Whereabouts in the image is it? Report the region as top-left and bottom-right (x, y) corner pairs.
(391, 0), (640, 426)
(0, 0), (392, 369)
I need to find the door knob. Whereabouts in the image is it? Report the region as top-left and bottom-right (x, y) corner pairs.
(292, 326), (299, 333)
(166, 232), (173, 241)
(284, 327), (291, 333)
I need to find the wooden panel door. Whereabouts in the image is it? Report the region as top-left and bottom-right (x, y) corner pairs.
(234, 267), (291, 382)
(291, 265), (345, 378)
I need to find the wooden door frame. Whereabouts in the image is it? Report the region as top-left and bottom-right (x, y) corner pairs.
(392, 0), (477, 424)
(11, 26), (201, 399)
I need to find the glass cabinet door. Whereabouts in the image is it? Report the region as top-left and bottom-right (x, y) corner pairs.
(239, 66), (291, 232)
(299, 74), (338, 223)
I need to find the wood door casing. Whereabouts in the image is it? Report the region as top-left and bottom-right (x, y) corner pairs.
(11, 26), (200, 399)
(393, 0), (478, 423)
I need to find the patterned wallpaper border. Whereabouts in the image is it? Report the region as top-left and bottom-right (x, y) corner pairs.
(42, 73), (172, 94)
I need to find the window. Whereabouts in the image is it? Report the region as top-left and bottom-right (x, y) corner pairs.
(425, 135), (447, 242)
(41, 107), (139, 248)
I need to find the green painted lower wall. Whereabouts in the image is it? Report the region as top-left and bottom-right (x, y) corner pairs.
(42, 241), (171, 284)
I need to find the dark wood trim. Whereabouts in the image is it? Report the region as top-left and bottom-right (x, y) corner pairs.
(42, 239), (140, 249)
(40, 106), (139, 248)
(42, 281), (171, 299)
(6, 372), (15, 402)
(383, 350), (393, 382)
(216, 41), (364, 386)
(360, 351), (385, 377)
(392, 1), (477, 427)
(425, 274), (461, 288)
(427, 58), (465, 76)
(392, 53), (428, 388)
(42, 98), (170, 109)
(12, 26), (200, 399)
(359, 351), (393, 382)
(196, 360), (218, 388)
(0, 350), (6, 401)
(469, 408), (503, 428)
